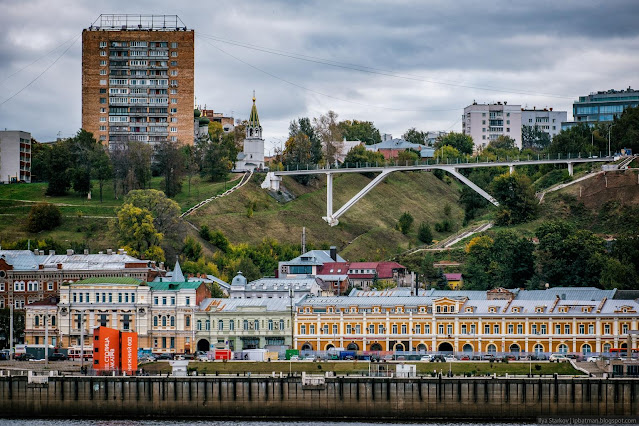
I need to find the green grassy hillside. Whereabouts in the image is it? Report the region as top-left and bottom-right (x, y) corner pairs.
(188, 171), (466, 260)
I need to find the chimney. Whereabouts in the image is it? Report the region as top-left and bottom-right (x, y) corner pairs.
(330, 246), (337, 261)
(48, 250), (54, 256)
(107, 249), (113, 255)
(118, 248), (124, 255)
(84, 249), (89, 255)
(66, 249), (74, 256)
(34, 249), (39, 255)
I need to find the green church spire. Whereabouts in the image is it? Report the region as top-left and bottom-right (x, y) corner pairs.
(248, 90), (260, 128)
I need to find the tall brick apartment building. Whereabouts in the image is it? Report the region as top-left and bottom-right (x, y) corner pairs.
(82, 15), (194, 149)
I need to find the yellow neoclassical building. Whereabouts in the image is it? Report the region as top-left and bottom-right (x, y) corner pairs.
(294, 288), (638, 354)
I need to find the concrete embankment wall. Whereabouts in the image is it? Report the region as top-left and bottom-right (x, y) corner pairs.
(0, 376), (637, 420)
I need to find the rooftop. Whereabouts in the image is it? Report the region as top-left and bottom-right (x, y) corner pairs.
(70, 277), (143, 285)
(147, 281), (203, 291)
(88, 14), (188, 31)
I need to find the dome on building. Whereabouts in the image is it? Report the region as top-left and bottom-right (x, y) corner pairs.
(231, 271), (247, 287)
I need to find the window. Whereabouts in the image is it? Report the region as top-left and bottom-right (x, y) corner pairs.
(171, 42), (178, 48)
(185, 297), (190, 306)
(185, 316), (190, 327)
(171, 117), (178, 122)
(170, 108), (177, 113)
(100, 60), (107, 66)
(310, 325), (316, 334)
(170, 127), (177, 132)
(493, 325), (499, 334)
(99, 79), (107, 85)
(197, 320), (202, 330)
(170, 316), (175, 327)
(205, 320), (210, 331)
(100, 69), (106, 75)
(588, 324), (594, 334)
(254, 320), (259, 331)
(507, 325), (513, 334)
(531, 324), (537, 334)
(300, 325), (306, 334)
(118, 293), (122, 303)
(564, 324), (570, 334)
(170, 61), (178, 66)
(170, 337), (175, 349)
(484, 324), (490, 334)
(153, 316), (158, 327)
(14, 282), (25, 291)
(170, 98), (177, 104)
(218, 320), (224, 330)
(280, 319), (284, 330)
(171, 51), (178, 57)
(438, 324), (444, 334)
(100, 98), (106, 104)
(229, 320), (235, 331)
(447, 324), (453, 335)
(401, 324), (407, 334)
(243, 320), (249, 330)
(579, 324), (585, 334)
(162, 297), (167, 305)
(162, 316), (167, 327)
(416, 324), (422, 334)
(170, 70), (178, 76)
(170, 296), (175, 305)
(51, 316), (56, 326)
(100, 51), (106, 57)
(604, 324), (610, 334)
(622, 324), (629, 334)
(99, 126), (106, 131)
(99, 41), (107, 48)
(48, 282), (54, 291)
(154, 297), (159, 305)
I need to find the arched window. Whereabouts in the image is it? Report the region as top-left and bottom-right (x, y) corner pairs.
(462, 344), (473, 352)
(603, 343), (611, 352)
(154, 316), (158, 327)
(581, 344), (592, 354)
(170, 316), (175, 327)
(205, 320), (210, 331)
(534, 344), (544, 354)
(243, 320), (249, 330)
(487, 344), (497, 353)
(346, 342), (359, 351)
(218, 320), (224, 331)
(558, 344), (569, 353)
(162, 316), (167, 327)
(197, 320), (202, 330)
(268, 320), (273, 330)
(509, 344), (520, 353)
(254, 320), (259, 331)
(417, 343), (428, 352)
(279, 319), (285, 330)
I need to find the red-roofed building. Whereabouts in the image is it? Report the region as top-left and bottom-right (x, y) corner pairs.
(347, 261), (408, 289)
(444, 273), (464, 289)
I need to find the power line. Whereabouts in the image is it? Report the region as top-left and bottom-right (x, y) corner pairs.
(196, 35), (464, 113)
(0, 33), (81, 108)
(0, 35), (79, 85)
(197, 32), (576, 100)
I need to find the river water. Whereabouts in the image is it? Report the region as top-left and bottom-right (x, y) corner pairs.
(0, 422), (528, 426)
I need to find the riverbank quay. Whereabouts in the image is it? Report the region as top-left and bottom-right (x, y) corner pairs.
(0, 375), (637, 420)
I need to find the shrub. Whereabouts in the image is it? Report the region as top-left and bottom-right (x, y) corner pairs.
(417, 222), (433, 244)
(397, 212), (414, 235)
(26, 203), (62, 233)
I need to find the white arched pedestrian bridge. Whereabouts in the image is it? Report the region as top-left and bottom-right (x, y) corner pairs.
(262, 155), (616, 226)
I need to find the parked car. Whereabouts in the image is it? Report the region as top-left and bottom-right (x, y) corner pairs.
(587, 356), (602, 363)
(48, 353), (67, 361)
(420, 355), (433, 362)
(289, 355), (299, 361)
(197, 353), (209, 362)
(139, 354), (157, 363)
(482, 354), (496, 361)
(430, 355), (446, 362)
(549, 354), (569, 362)
(16, 353), (35, 361)
(504, 354), (517, 361)
(157, 353), (174, 360)
(459, 355), (471, 361)
(444, 355), (457, 362)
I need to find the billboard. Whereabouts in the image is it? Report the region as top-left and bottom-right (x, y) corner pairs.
(120, 332), (138, 373)
(93, 327), (120, 371)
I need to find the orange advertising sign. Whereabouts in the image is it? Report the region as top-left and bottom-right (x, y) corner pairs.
(120, 332), (138, 373)
(93, 327), (120, 371)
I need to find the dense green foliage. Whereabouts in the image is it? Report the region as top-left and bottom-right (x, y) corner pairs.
(491, 172), (539, 225)
(402, 128), (427, 145)
(417, 222), (433, 244)
(397, 212), (414, 235)
(435, 132), (474, 155)
(338, 119), (381, 145)
(26, 203), (62, 233)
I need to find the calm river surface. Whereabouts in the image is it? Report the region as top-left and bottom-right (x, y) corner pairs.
(0, 422), (530, 426)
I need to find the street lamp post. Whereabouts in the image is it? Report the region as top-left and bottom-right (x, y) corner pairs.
(608, 124), (615, 158)
(44, 308), (49, 367)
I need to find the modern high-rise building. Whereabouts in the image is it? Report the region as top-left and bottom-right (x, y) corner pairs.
(82, 15), (194, 149)
(0, 130), (31, 183)
(562, 87), (639, 130)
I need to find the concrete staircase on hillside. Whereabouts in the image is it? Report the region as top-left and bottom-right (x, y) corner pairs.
(180, 171), (252, 218)
(575, 361), (607, 377)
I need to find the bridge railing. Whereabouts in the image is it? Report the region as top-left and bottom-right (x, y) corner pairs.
(275, 152), (610, 172)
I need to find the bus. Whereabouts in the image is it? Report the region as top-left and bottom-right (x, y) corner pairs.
(68, 347), (93, 361)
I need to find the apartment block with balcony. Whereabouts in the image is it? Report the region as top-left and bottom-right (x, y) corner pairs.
(462, 102), (522, 151)
(0, 130), (31, 183)
(81, 15), (194, 149)
(521, 108), (567, 139)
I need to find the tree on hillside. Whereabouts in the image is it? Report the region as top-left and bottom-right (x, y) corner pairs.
(182, 236), (203, 262)
(547, 123), (593, 155)
(181, 144), (198, 196)
(402, 128), (427, 145)
(488, 135), (516, 150)
(68, 129), (101, 196)
(397, 212), (414, 235)
(26, 203), (62, 233)
(522, 125), (551, 150)
(283, 132), (312, 184)
(116, 203), (165, 262)
(459, 168), (494, 222)
(417, 222), (433, 244)
(91, 147), (112, 203)
(338, 119), (381, 145)
(490, 172), (539, 225)
(610, 105), (639, 153)
(30, 141), (50, 183)
(290, 117), (323, 165)
(123, 189), (181, 239)
(342, 145), (384, 166)
(154, 139), (185, 197)
(435, 132), (474, 155)
(397, 149), (419, 164)
(434, 145), (461, 162)
(535, 221), (605, 287)
(314, 111), (343, 164)
(45, 142), (72, 195)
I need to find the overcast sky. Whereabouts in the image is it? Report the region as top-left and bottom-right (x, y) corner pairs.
(1, 0), (638, 154)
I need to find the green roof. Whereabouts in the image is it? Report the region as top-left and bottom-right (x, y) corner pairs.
(72, 277), (144, 285)
(147, 281), (203, 291)
(248, 95), (260, 128)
